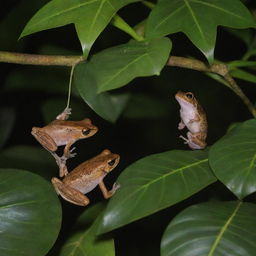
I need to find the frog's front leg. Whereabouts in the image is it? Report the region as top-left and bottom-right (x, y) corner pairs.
(99, 181), (120, 199)
(56, 108), (72, 121)
(51, 177), (90, 206)
(178, 120), (186, 130)
(63, 142), (77, 159)
(188, 114), (200, 124)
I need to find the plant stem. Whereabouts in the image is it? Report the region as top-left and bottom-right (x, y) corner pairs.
(0, 50), (255, 117)
(66, 64), (76, 109)
(111, 15), (144, 41)
(167, 56), (256, 118)
(0, 51), (84, 66)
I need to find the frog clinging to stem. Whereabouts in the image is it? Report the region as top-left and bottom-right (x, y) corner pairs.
(51, 149), (120, 206)
(31, 108), (98, 177)
(175, 91), (207, 149)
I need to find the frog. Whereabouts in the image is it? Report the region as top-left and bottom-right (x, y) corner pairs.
(175, 91), (207, 149)
(51, 149), (120, 206)
(31, 108), (98, 177)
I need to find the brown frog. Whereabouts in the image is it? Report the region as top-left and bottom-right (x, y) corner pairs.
(175, 91), (207, 149)
(31, 108), (98, 176)
(51, 149), (120, 206)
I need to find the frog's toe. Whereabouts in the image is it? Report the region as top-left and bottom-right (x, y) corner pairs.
(111, 182), (120, 193)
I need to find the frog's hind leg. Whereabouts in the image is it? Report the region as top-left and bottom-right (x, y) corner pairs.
(51, 177), (90, 206)
(31, 127), (58, 152)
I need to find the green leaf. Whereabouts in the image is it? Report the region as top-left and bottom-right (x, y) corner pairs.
(161, 201), (256, 256)
(58, 203), (114, 256)
(146, 0), (256, 63)
(0, 146), (57, 180)
(0, 169), (62, 256)
(83, 38), (171, 93)
(228, 60), (256, 69)
(230, 69), (256, 83)
(209, 119), (256, 199)
(74, 62), (130, 123)
(98, 150), (216, 233)
(123, 93), (169, 119)
(20, 0), (138, 55)
(0, 107), (15, 149)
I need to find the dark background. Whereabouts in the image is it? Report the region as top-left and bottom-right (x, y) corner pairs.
(0, 1), (256, 255)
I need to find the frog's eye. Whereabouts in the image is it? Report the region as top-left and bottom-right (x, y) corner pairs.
(82, 129), (91, 136)
(185, 92), (193, 99)
(108, 159), (116, 166)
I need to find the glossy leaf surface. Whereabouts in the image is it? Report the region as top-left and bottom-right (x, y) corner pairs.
(74, 62), (130, 122)
(98, 150), (216, 233)
(161, 201), (256, 256)
(20, 0), (138, 55)
(84, 38), (171, 92)
(146, 0), (256, 62)
(209, 119), (256, 199)
(58, 203), (114, 256)
(0, 169), (62, 256)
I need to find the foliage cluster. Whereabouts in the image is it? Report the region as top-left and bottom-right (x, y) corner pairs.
(1, 0), (256, 255)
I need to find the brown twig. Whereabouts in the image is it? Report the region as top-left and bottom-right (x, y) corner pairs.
(167, 56), (256, 118)
(0, 51), (255, 117)
(0, 51), (85, 66)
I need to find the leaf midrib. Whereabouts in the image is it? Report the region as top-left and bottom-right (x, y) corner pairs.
(184, 0), (205, 40)
(87, 0), (107, 38)
(192, 0), (250, 21)
(99, 52), (148, 90)
(153, 4), (185, 32)
(207, 201), (242, 256)
(117, 158), (208, 208)
(26, 0), (99, 31)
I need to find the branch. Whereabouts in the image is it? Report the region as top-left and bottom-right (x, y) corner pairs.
(0, 50), (255, 117)
(167, 56), (256, 118)
(0, 51), (85, 66)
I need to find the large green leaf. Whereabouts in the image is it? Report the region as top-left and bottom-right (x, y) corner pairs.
(146, 0), (256, 62)
(209, 119), (256, 199)
(0, 145), (57, 179)
(74, 62), (130, 123)
(0, 169), (62, 256)
(82, 38), (172, 93)
(98, 150), (216, 233)
(20, 0), (138, 55)
(0, 107), (15, 149)
(161, 201), (256, 256)
(58, 203), (114, 256)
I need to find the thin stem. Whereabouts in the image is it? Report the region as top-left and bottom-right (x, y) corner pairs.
(66, 64), (76, 109)
(142, 1), (155, 9)
(111, 15), (144, 41)
(167, 56), (256, 118)
(0, 51), (84, 66)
